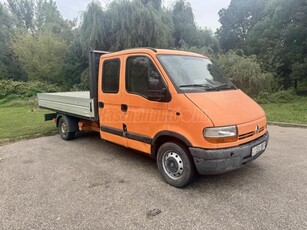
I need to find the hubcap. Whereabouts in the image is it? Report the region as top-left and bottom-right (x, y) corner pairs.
(61, 121), (68, 135)
(162, 151), (184, 180)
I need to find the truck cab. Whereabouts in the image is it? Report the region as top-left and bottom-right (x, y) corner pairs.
(38, 48), (269, 187)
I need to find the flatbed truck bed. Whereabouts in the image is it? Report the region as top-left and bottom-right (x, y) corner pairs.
(37, 91), (95, 120)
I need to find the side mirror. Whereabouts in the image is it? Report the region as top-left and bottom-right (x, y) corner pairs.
(148, 88), (171, 102)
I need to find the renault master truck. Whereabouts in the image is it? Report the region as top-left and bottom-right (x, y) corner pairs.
(38, 48), (269, 187)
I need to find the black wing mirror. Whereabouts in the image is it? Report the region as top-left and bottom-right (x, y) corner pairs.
(148, 88), (171, 102)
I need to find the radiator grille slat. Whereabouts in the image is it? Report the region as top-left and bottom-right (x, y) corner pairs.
(239, 126), (265, 140)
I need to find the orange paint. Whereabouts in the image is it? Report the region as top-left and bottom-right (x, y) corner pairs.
(94, 48), (268, 153)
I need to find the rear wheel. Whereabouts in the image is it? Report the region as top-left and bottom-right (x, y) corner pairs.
(157, 142), (196, 188)
(59, 116), (75, 140)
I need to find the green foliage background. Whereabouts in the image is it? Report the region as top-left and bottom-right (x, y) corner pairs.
(0, 0), (306, 101)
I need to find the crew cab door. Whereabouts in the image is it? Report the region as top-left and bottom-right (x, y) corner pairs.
(98, 57), (126, 146)
(122, 54), (170, 154)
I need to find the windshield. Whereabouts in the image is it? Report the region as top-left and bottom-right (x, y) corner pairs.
(157, 55), (235, 92)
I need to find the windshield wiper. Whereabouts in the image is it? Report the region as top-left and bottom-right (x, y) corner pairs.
(179, 84), (219, 91)
(215, 84), (236, 90)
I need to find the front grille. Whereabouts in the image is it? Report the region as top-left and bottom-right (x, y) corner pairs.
(239, 131), (254, 140)
(239, 126), (265, 140)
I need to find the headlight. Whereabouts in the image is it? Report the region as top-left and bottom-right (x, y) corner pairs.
(203, 126), (238, 143)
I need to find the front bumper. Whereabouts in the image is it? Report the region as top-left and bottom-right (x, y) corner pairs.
(189, 132), (269, 175)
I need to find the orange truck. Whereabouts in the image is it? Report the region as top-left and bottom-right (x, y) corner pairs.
(38, 48), (269, 187)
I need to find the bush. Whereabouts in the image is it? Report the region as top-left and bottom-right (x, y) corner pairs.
(216, 50), (275, 97)
(71, 68), (90, 91)
(256, 90), (298, 104)
(0, 80), (62, 102)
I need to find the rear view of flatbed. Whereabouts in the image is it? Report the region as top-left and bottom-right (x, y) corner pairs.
(37, 91), (96, 120)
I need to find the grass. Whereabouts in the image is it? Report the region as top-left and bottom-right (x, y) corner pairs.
(0, 99), (57, 145)
(0, 95), (306, 145)
(260, 96), (307, 124)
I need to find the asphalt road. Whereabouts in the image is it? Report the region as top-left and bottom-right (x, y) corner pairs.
(0, 126), (306, 230)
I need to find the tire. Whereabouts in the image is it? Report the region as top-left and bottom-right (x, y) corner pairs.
(157, 142), (196, 188)
(58, 116), (75, 140)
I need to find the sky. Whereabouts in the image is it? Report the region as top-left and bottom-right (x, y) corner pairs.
(165, 0), (231, 31)
(56, 0), (231, 31)
(1, 0), (231, 31)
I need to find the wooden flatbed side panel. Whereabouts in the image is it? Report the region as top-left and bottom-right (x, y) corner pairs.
(37, 91), (95, 118)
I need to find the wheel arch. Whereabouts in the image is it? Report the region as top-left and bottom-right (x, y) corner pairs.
(56, 114), (79, 132)
(151, 131), (192, 159)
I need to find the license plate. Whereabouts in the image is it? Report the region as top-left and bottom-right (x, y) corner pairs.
(252, 142), (266, 156)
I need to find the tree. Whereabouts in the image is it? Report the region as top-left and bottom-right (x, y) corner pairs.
(2, 0), (75, 83)
(171, 0), (197, 47)
(11, 31), (68, 84)
(247, 0), (307, 88)
(195, 29), (219, 54)
(78, 0), (174, 52)
(0, 3), (26, 81)
(7, 0), (35, 33)
(216, 0), (268, 52)
(0, 3), (13, 78)
(36, 0), (60, 29)
(141, 0), (162, 9)
(61, 37), (88, 88)
(35, 0), (75, 41)
(107, 0), (174, 50)
(79, 1), (108, 55)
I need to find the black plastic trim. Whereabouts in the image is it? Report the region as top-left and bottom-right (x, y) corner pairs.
(101, 125), (152, 144)
(89, 50), (109, 121)
(121, 104), (128, 112)
(101, 126), (123, 137)
(126, 132), (152, 144)
(152, 131), (192, 147)
(190, 132), (269, 175)
(150, 131), (193, 158)
(98, 102), (104, 108)
(44, 113), (57, 121)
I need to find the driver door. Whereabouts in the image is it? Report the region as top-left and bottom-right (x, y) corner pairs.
(121, 54), (170, 154)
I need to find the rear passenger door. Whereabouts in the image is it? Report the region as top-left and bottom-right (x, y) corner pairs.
(98, 57), (126, 146)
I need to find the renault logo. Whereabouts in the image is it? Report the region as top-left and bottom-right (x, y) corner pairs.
(255, 125), (260, 134)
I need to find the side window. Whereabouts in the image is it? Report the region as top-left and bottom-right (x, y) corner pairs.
(126, 56), (165, 99)
(102, 59), (120, 93)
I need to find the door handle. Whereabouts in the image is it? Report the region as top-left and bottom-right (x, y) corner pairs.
(98, 102), (104, 108)
(121, 104), (128, 112)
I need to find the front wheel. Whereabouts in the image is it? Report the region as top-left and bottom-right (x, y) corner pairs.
(157, 142), (196, 188)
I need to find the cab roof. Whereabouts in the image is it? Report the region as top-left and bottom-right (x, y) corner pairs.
(98, 47), (208, 59)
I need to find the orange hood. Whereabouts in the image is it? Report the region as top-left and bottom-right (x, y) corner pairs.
(185, 89), (265, 127)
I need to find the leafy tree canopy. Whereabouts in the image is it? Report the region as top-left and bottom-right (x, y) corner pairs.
(216, 0), (268, 51)
(11, 31), (68, 84)
(218, 0), (307, 89)
(246, 0), (307, 88)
